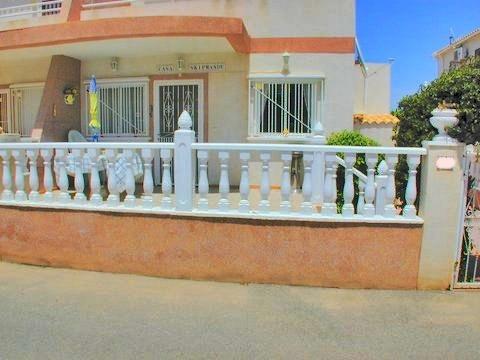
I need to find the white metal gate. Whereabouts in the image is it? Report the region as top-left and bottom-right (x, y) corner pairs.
(153, 80), (204, 184)
(454, 145), (480, 288)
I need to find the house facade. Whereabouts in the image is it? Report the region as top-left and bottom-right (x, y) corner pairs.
(6, 1), (466, 292)
(0, 0), (394, 148)
(434, 28), (480, 75)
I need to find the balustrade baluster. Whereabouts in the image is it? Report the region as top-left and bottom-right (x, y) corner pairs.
(363, 153), (378, 217)
(11, 150), (26, 202)
(123, 149), (136, 208)
(88, 148), (102, 205)
(55, 148), (70, 203)
(280, 152), (292, 213)
(357, 181), (365, 215)
(384, 154), (399, 218)
(27, 149), (40, 202)
(404, 154), (421, 219)
(238, 152), (251, 213)
(374, 160), (388, 215)
(141, 148), (154, 209)
(161, 148), (172, 210)
(342, 153), (356, 216)
(197, 150), (209, 211)
(40, 149), (54, 203)
(301, 152), (314, 214)
(0, 150), (13, 201)
(218, 151), (230, 211)
(259, 152), (271, 213)
(322, 153), (337, 216)
(106, 149), (119, 206)
(72, 148), (86, 204)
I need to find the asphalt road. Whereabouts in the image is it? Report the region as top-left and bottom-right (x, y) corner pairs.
(0, 261), (479, 360)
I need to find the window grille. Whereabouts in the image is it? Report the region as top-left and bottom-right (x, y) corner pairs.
(249, 78), (324, 137)
(85, 79), (149, 137)
(0, 90), (9, 133)
(10, 84), (44, 137)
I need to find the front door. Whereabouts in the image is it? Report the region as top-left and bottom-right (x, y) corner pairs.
(153, 79), (204, 184)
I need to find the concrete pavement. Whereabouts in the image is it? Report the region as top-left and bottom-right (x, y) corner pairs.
(0, 261), (479, 360)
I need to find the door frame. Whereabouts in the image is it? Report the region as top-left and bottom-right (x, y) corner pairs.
(153, 78), (206, 184)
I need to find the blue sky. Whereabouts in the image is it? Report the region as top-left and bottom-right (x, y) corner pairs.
(357, 0), (480, 109)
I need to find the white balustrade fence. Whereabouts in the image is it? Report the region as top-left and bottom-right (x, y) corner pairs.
(0, 112), (426, 223)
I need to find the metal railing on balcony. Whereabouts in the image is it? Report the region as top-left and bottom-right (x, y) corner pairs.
(82, 0), (137, 9)
(0, 0), (63, 20)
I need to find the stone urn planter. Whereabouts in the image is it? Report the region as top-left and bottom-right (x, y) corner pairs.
(429, 107), (458, 143)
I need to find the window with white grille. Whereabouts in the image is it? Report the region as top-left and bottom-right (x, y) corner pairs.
(0, 90), (10, 133)
(85, 78), (149, 138)
(249, 78), (324, 137)
(10, 84), (44, 137)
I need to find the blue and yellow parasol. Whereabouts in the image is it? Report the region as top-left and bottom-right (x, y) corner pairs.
(88, 75), (100, 141)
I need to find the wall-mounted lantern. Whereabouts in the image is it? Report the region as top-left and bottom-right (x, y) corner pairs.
(177, 57), (185, 77)
(111, 57), (119, 72)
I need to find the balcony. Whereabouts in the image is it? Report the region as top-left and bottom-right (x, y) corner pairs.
(0, 0), (63, 19)
(0, 0), (68, 31)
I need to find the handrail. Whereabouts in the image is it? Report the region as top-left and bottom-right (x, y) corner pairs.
(0, 0), (62, 12)
(335, 155), (368, 183)
(82, 0), (137, 9)
(0, 142), (174, 150)
(192, 143), (427, 155)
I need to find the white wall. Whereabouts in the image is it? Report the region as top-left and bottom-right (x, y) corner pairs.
(0, 58), (51, 85)
(83, 0), (356, 38)
(354, 62), (391, 114)
(353, 123), (394, 146)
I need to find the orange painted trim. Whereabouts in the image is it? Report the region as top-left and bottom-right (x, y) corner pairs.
(149, 74), (209, 142)
(0, 16), (246, 51)
(67, 0), (83, 22)
(0, 16), (355, 54)
(250, 37), (356, 54)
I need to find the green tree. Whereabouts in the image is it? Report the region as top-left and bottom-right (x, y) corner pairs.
(394, 56), (480, 147)
(393, 56), (480, 208)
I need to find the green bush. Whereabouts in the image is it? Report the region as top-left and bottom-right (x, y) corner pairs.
(326, 130), (381, 211)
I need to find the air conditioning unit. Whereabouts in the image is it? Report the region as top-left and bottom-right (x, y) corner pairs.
(454, 47), (464, 61)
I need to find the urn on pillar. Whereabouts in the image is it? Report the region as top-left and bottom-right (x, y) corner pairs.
(429, 104), (459, 144)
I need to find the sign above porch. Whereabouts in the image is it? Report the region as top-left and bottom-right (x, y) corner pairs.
(158, 63), (225, 74)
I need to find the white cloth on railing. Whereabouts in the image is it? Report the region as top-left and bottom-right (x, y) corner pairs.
(113, 153), (143, 193)
(54, 151), (143, 193)
(54, 153), (106, 176)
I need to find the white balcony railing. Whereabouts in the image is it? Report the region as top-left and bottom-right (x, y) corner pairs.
(0, 112), (426, 223)
(0, 1), (63, 20)
(82, 0), (137, 9)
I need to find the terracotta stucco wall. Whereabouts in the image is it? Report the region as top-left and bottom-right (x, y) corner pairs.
(32, 55), (81, 142)
(0, 207), (423, 289)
